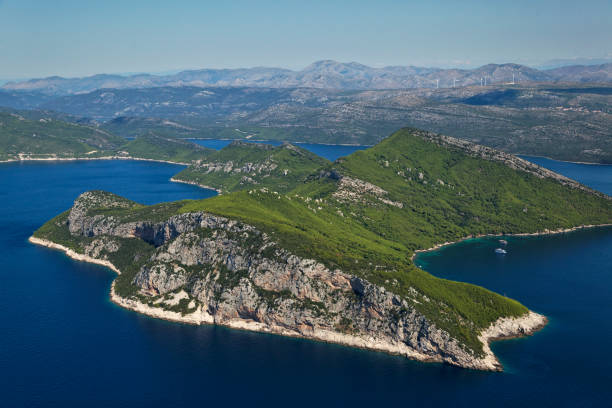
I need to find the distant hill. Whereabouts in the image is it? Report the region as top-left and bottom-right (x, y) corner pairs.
(1, 82), (610, 163)
(0, 111), (211, 164)
(119, 134), (214, 164)
(537, 58), (612, 70)
(37, 86), (309, 121)
(4, 60), (612, 96)
(0, 90), (52, 110)
(0, 111), (123, 161)
(37, 84), (612, 164)
(545, 63), (612, 83)
(173, 141), (330, 193)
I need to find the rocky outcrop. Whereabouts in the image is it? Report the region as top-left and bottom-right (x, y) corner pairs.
(36, 191), (546, 371)
(67, 191), (238, 246)
(332, 176), (404, 208)
(417, 130), (607, 196)
(190, 160), (278, 175)
(28, 236), (121, 274)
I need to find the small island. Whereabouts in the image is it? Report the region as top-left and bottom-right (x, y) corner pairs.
(30, 129), (611, 370)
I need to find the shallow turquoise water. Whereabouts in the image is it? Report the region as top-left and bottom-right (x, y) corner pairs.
(0, 154), (609, 407)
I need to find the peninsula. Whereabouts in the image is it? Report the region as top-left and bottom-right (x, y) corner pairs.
(30, 129), (612, 370)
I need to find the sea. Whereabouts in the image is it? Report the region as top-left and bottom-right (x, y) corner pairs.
(0, 144), (610, 407)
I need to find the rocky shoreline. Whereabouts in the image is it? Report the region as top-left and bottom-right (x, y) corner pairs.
(28, 236), (121, 274)
(478, 312), (548, 370)
(108, 280), (440, 364)
(170, 177), (222, 194)
(29, 234), (546, 371)
(29, 236), (437, 365)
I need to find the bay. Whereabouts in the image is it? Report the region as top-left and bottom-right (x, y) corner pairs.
(0, 152), (609, 407)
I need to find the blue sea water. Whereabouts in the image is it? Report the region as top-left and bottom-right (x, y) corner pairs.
(519, 155), (612, 194)
(189, 138), (368, 161)
(0, 154), (610, 407)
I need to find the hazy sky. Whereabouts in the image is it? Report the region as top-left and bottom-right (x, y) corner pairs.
(0, 0), (610, 78)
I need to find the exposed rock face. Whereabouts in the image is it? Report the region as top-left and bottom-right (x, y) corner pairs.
(57, 191), (513, 370)
(83, 237), (120, 258)
(67, 191), (239, 246)
(332, 176), (404, 208)
(190, 160), (278, 175)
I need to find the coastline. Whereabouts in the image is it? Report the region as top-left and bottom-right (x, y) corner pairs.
(170, 177), (222, 194)
(3, 157), (221, 195)
(519, 154), (612, 166)
(28, 234), (549, 371)
(478, 312), (548, 370)
(28, 236), (121, 274)
(0, 155), (191, 166)
(28, 236), (436, 366)
(184, 137), (373, 147)
(412, 223), (612, 261)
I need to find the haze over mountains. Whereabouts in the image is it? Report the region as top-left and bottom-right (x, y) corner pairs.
(3, 60), (612, 96)
(0, 59), (610, 164)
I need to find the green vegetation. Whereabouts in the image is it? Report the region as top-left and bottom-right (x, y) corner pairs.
(0, 111), (124, 160)
(119, 134), (214, 163)
(32, 211), (157, 298)
(88, 199), (189, 223)
(33, 128), (612, 355)
(177, 129), (611, 351)
(106, 238), (157, 296)
(33, 211), (80, 250)
(50, 83), (611, 163)
(173, 141), (330, 193)
(332, 130), (611, 241)
(0, 112), (215, 165)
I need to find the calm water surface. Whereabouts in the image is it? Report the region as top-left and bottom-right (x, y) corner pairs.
(0, 153), (610, 407)
(519, 155), (612, 194)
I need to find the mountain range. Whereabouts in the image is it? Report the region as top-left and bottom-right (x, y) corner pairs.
(1, 82), (610, 163)
(3, 60), (612, 96)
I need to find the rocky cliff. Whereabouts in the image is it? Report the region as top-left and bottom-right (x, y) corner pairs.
(32, 191), (546, 371)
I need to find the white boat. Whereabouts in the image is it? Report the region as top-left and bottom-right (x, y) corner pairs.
(499, 239), (508, 245)
(495, 248), (507, 254)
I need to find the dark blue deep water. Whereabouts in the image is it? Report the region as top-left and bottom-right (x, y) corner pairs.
(0, 154), (610, 407)
(519, 155), (612, 194)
